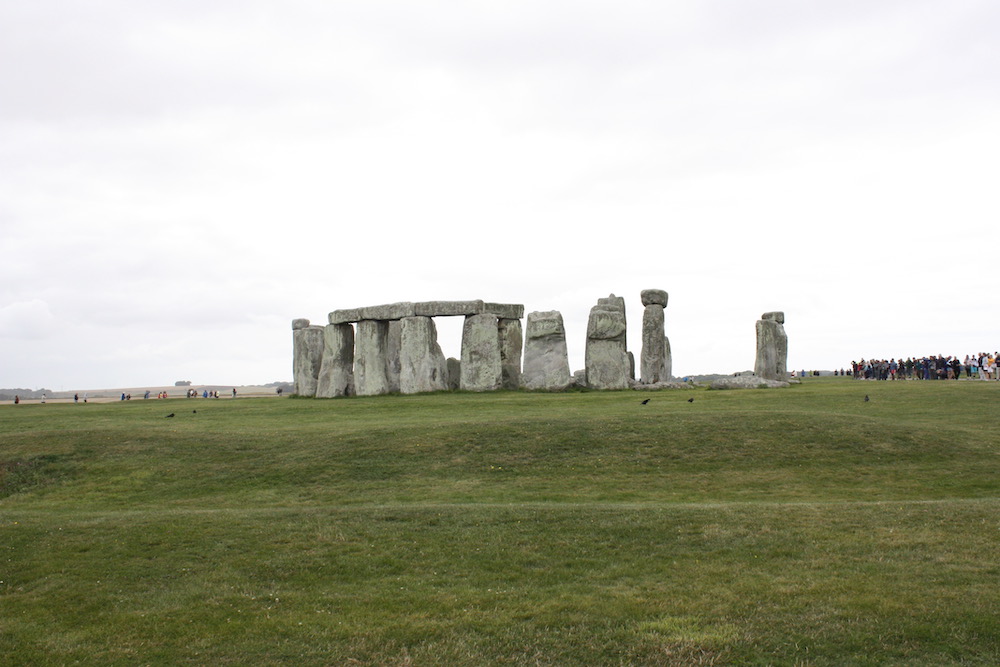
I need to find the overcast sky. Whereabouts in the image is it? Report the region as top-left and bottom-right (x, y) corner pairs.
(2, 0), (998, 390)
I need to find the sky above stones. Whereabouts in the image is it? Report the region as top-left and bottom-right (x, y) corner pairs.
(2, 0), (998, 389)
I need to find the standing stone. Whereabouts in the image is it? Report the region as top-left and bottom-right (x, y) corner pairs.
(316, 323), (355, 397)
(754, 311), (788, 381)
(292, 319), (324, 397)
(355, 320), (392, 396)
(399, 316), (449, 394)
(460, 313), (502, 391)
(522, 311), (571, 391)
(446, 357), (461, 390)
(585, 295), (630, 390)
(386, 320), (402, 393)
(640, 289), (669, 384)
(664, 336), (672, 379)
(499, 318), (523, 390)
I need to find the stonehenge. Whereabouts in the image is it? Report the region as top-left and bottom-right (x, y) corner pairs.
(754, 311), (788, 381)
(301, 301), (525, 397)
(293, 293), (789, 396)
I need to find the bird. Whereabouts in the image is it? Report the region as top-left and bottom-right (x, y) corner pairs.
(192, 410), (197, 414)
(640, 398), (650, 405)
(864, 395), (870, 402)
(165, 413), (175, 418)
(687, 397), (695, 403)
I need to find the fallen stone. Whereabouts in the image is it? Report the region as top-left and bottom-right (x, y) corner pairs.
(710, 376), (790, 390)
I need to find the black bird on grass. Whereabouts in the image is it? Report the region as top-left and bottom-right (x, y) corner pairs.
(640, 398), (650, 405)
(687, 397), (695, 403)
(864, 395), (870, 402)
(165, 413), (175, 418)
(192, 410), (197, 414)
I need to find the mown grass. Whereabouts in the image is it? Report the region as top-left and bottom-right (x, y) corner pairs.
(1, 378), (998, 665)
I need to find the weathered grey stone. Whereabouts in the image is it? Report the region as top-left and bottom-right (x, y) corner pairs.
(414, 300), (484, 317)
(522, 311), (571, 391)
(446, 358), (461, 390)
(628, 351), (636, 380)
(399, 317), (449, 394)
(355, 320), (392, 396)
(292, 324), (324, 397)
(386, 320), (402, 392)
(499, 318), (523, 390)
(754, 312), (788, 381)
(292, 318), (311, 330)
(640, 304), (666, 383)
(710, 376), (790, 390)
(640, 289), (668, 307)
(484, 303), (525, 319)
(585, 299), (629, 390)
(358, 302), (415, 321)
(460, 313), (502, 391)
(328, 309), (361, 325)
(664, 336), (672, 380)
(572, 369), (587, 387)
(316, 323), (355, 397)
(587, 307), (627, 340)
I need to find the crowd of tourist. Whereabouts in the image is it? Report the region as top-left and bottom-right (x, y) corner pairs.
(848, 353), (999, 381)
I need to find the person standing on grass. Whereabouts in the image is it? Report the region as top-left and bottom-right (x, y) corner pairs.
(14, 395), (19, 404)
(950, 356), (961, 380)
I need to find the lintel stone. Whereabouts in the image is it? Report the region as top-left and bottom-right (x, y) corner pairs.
(329, 309), (361, 324)
(484, 303), (524, 319)
(358, 302), (415, 321)
(414, 300), (484, 317)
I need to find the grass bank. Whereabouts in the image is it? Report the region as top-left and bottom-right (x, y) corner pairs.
(2, 378), (998, 664)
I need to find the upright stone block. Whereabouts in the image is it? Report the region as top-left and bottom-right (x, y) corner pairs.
(446, 358), (461, 390)
(498, 318), (523, 390)
(664, 336), (672, 379)
(386, 320), (402, 393)
(754, 311), (788, 381)
(585, 296), (629, 390)
(461, 313), (502, 391)
(641, 304), (666, 384)
(399, 317), (449, 394)
(292, 319), (324, 397)
(316, 323), (355, 397)
(522, 311), (571, 391)
(355, 320), (392, 396)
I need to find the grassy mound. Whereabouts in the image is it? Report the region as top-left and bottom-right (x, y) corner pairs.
(2, 378), (998, 664)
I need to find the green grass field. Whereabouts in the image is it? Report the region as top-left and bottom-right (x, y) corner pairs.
(2, 378), (998, 665)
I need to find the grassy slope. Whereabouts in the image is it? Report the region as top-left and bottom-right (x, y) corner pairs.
(1, 379), (998, 665)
